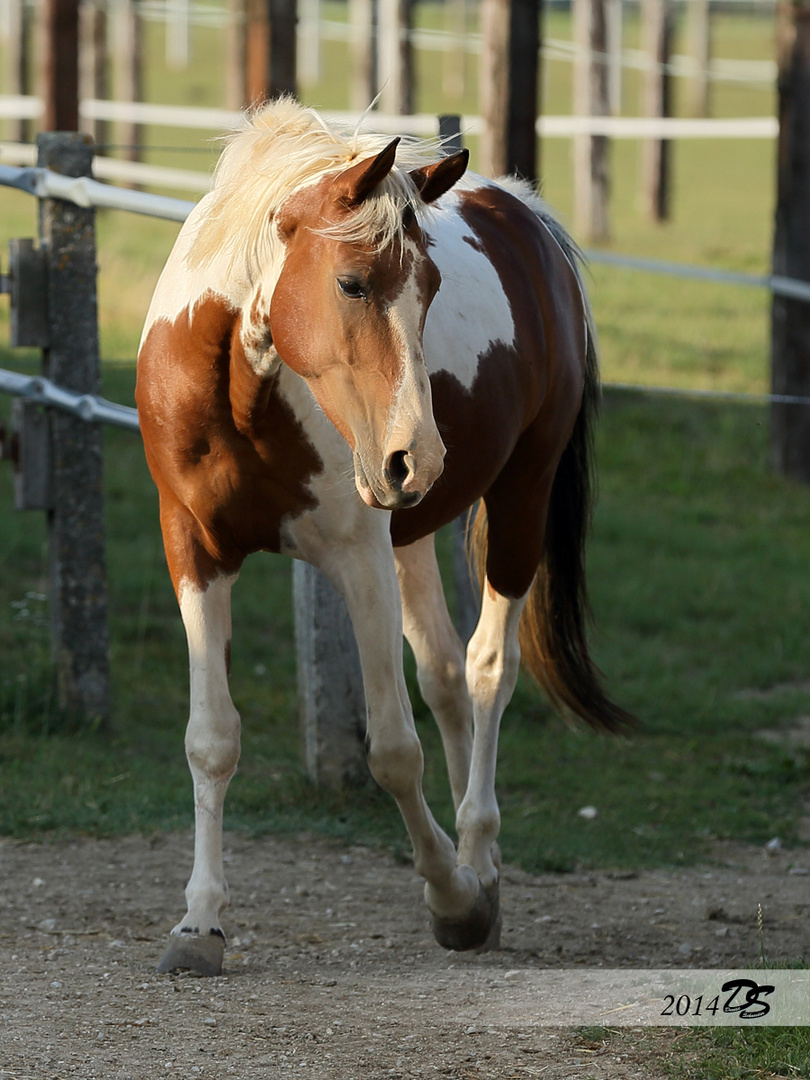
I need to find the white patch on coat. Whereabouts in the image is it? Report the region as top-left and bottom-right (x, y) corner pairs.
(422, 181), (516, 390)
(140, 194), (284, 354)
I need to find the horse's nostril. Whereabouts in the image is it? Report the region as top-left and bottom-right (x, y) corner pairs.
(384, 450), (412, 491)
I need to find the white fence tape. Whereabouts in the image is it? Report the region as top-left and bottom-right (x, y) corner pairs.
(0, 95), (779, 141)
(0, 140), (213, 193)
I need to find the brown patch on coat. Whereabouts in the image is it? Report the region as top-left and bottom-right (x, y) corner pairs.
(136, 290), (323, 593)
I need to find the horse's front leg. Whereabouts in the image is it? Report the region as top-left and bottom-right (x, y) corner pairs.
(157, 570), (240, 977)
(319, 538), (497, 949)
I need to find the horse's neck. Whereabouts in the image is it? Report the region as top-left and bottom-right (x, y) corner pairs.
(229, 299), (283, 438)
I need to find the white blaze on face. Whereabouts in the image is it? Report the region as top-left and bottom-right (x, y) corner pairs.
(382, 241), (446, 495)
(421, 185), (516, 389)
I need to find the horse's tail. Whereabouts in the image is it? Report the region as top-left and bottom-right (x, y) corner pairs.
(468, 215), (632, 732)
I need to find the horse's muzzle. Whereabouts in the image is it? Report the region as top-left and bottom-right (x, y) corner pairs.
(355, 449), (443, 510)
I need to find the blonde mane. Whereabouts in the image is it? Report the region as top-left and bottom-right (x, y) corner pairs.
(187, 97), (446, 282)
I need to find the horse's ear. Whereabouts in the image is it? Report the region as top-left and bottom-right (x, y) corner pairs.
(410, 149), (469, 205)
(336, 138), (401, 208)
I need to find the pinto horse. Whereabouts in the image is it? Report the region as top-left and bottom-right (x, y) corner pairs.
(136, 99), (630, 977)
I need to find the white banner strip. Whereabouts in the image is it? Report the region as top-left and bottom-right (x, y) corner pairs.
(0, 96), (779, 140)
(433, 969), (810, 1027)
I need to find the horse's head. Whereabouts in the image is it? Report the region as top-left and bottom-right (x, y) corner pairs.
(269, 140), (468, 510)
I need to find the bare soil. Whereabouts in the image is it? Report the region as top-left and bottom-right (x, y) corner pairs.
(1, 831), (808, 1079)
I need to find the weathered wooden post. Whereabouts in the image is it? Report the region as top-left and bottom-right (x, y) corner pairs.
(298, 0), (321, 88)
(5, 0), (34, 143)
(80, 0), (109, 147)
(226, 0), (248, 109)
(573, 0), (610, 241)
(349, 0), (378, 110)
(686, 0), (711, 118)
(605, 0), (622, 116)
(479, 0), (541, 181)
(43, 0), (80, 131)
(165, 0), (191, 69)
(113, 0), (143, 167)
(771, 0), (810, 484)
(443, 0), (469, 103)
(36, 132), (110, 723)
(293, 562), (368, 788)
(246, 0), (298, 105)
(641, 0), (673, 222)
(378, 0), (413, 116)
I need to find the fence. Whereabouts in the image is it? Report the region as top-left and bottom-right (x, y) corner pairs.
(3, 122), (810, 782)
(0, 121), (475, 786)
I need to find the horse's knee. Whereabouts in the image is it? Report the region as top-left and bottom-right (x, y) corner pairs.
(185, 703), (241, 779)
(367, 730), (423, 798)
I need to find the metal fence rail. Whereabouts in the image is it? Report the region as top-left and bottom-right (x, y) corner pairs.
(0, 369), (139, 429)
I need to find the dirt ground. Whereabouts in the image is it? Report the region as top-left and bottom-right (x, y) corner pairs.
(1, 830), (808, 1080)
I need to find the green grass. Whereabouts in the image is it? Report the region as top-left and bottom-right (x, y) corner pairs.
(671, 1028), (810, 1080)
(2, 368), (808, 877)
(0, 5), (801, 863)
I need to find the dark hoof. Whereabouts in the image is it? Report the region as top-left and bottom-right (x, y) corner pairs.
(156, 932), (225, 976)
(430, 880), (500, 952)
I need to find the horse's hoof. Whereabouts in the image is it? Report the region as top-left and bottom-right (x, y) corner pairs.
(156, 931), (225, 976)
(430, 879), (500, 952)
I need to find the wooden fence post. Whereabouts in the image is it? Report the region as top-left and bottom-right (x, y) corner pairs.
(686, 0), (711, 118)
(226, 0), (248, 109)
(246, 0), (298, 104)
(349, 0), (378, 110)
(80, 0), (108, 147)
(641, 0), (673, 222)
(293, 562), (368, 788)
(479, 0), (541, 182)
(5, 0), (34, 143)
(36, 132), (110, 723)
(443, 0), (469, 103)
(378, 0), (413, 116)
(43, 0), (80, 131)
(114, 0), (143, 167)
(771, 0), (810, 484)
(573, 0), (610, 241)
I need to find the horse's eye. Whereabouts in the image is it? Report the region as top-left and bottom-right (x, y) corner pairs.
(338, 277), (367, 300)
(402, 204), (416, 230)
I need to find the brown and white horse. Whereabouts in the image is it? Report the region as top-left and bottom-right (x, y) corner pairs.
(136, 99), (630, 977)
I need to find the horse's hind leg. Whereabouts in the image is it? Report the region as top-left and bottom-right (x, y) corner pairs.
(441, 581), (527, 947)
(394, 534), (472, 809)
(395, 535), (508, 951)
